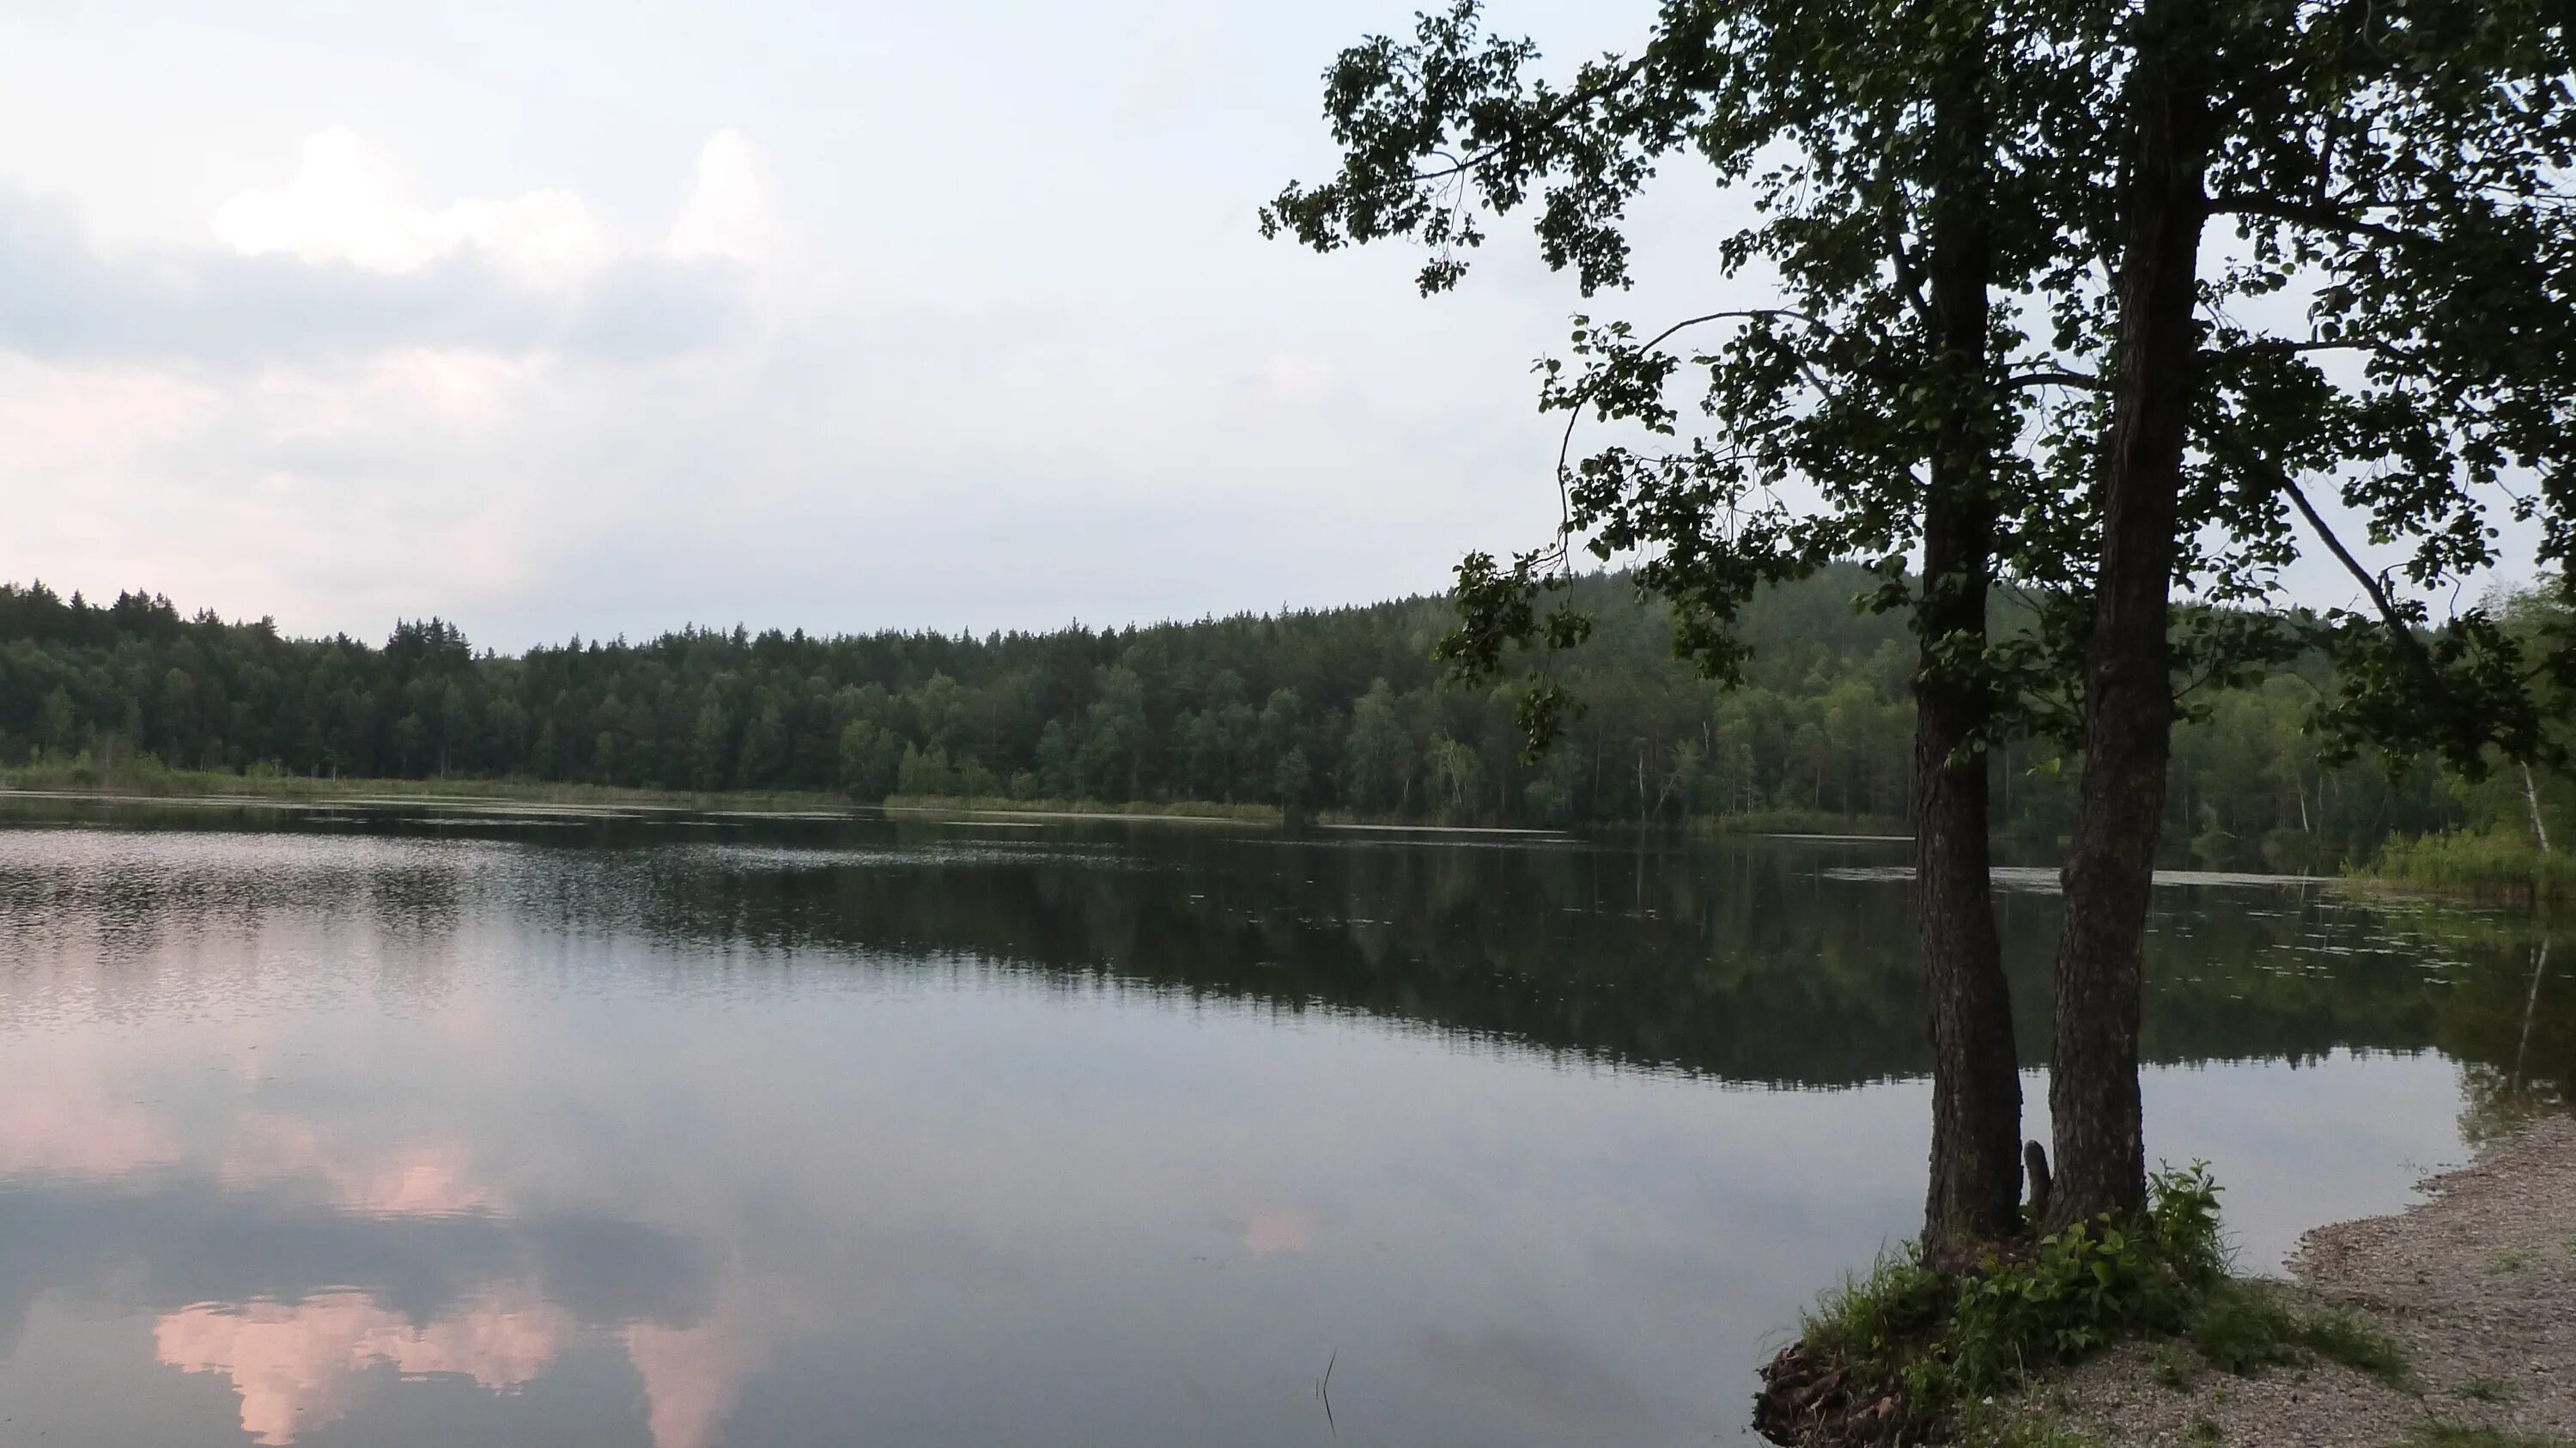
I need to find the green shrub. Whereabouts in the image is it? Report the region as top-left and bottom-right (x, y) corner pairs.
(1795, 1164), (2231, 1432)
(1943, 1165), (2226, 1396)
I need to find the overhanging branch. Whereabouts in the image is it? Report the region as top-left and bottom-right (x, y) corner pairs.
(2208, 194), (2439, 250)
(2275, 472), (2445, 689)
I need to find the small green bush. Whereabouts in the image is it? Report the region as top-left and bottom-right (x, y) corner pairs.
(1946, 1165), (2227, 1396)
(1797, 1164), (2231, 1430)
(1789, 1164), (2422, 1441)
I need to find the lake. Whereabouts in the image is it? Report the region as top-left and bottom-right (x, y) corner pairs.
(0, 799), (2564, 1447)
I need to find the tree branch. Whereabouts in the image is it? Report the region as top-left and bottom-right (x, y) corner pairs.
(1879, 192), (1937, 331)
(2003, 369), (2104, 391)
(1395, 52), (1658, 187)
(2276, 472), (2444, 688)
(2214, 335), (2423, 363)
(1634, 308), (1839, 354)
(1546, 310), (1838, 564)
(2208, 194), (2438, 250)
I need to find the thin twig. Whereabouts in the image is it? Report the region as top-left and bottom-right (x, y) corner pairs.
(1317, 1347), (1338, 1437)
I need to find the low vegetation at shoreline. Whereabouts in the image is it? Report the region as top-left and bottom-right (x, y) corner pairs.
(1758, 1166), (2415, 1447)
(12, 741), (2575, 928)
(0, 752), (851, 812)
(2355, 828), (2576, 907)
(1695, 809), (1911, 837)
(881, 793), (1280, 822)
(1946, 1119), (2576, 1448)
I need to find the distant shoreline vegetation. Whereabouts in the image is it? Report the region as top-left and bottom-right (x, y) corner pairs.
(2350, 828), (2575, 908)
(0, 570), (2561, 880)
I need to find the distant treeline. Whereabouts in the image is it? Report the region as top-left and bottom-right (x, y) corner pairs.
(0, 571), (2561, 866)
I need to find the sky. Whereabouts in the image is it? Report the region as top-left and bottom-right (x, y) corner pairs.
(0, 1), (2537, 652)
(0, 0), (1715, 650)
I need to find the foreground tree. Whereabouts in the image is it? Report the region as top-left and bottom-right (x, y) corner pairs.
(1266, 0), (2099, 1248)
(2043, 0), (2576, 1223)
(1267, 0), (2576, 1241)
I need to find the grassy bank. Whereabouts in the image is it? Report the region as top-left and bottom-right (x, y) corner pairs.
(1759, 1166), (2415, 1447)
(882, 794), (1281, 823)
(1693, 809), (1912, 837)
(0, 751), (854, 813)
(2351, 828), (2575, 907)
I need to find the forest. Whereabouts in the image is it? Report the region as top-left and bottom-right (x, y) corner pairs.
(0, 569), (2562, 871)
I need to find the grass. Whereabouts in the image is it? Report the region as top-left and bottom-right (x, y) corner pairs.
(884, 793), (1281, 822)
(2489, 1248), (2534, 1275)
(2153, 1343), (2198, 1390)
(2454, 1378), (2518, 1404)
(1693, 807), (1911, 837)
(2184, 1279), (2411, 1386)
(2409, 1424), (2576, 1448)
(1786, 1168), (2425, 1445)
(1790, 1166), (2232, 1438)
(2354, 827), (2576, 905)
(0, 752), (1291, 824)
(0, 751), (857, 812)
(1949, 1402), (2107, 1448)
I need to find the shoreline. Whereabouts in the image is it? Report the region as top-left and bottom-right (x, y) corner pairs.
(2008, 1116), (2576, 1447)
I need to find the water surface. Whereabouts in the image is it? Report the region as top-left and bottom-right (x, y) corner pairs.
(0, 800), (2563, 1446)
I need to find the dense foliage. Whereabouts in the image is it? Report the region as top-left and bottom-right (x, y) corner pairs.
(0, 571), (2561, 861)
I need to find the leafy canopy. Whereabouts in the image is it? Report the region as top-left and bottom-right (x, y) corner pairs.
(1263, 0), (2576, 773)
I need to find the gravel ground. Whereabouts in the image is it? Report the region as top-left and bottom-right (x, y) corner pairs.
(2012, 1115), (2576, 1448)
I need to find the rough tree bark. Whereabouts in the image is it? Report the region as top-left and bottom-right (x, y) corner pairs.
(2046, 0), (2215, 1229)
(1916, 19), (2025, 1253)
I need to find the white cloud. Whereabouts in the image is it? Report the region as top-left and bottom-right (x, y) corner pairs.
(0, 94), (1569, 648)
(0, 130), (756, 365)
(665, 130), (776, 265)
(211, 127), (611, 286)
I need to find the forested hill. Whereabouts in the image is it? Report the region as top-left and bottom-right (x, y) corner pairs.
(0, 570), (2530, 866)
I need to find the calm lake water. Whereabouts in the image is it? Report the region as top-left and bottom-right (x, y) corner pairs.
(0, 800), (2565, 1447)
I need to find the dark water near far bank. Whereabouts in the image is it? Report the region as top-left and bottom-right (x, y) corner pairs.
(0, 798), (2564, 1446)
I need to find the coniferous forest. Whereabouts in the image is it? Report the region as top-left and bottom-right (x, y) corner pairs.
(0, 569), (2562, 870)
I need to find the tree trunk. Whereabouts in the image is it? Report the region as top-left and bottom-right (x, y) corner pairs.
(1916, 21), (2024, 1253)
(2047, 0), (2215, 1229)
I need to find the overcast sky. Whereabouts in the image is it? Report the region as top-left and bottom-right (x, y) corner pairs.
(0, 2), (2535, 651)
(0, 0), (1710, 649)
